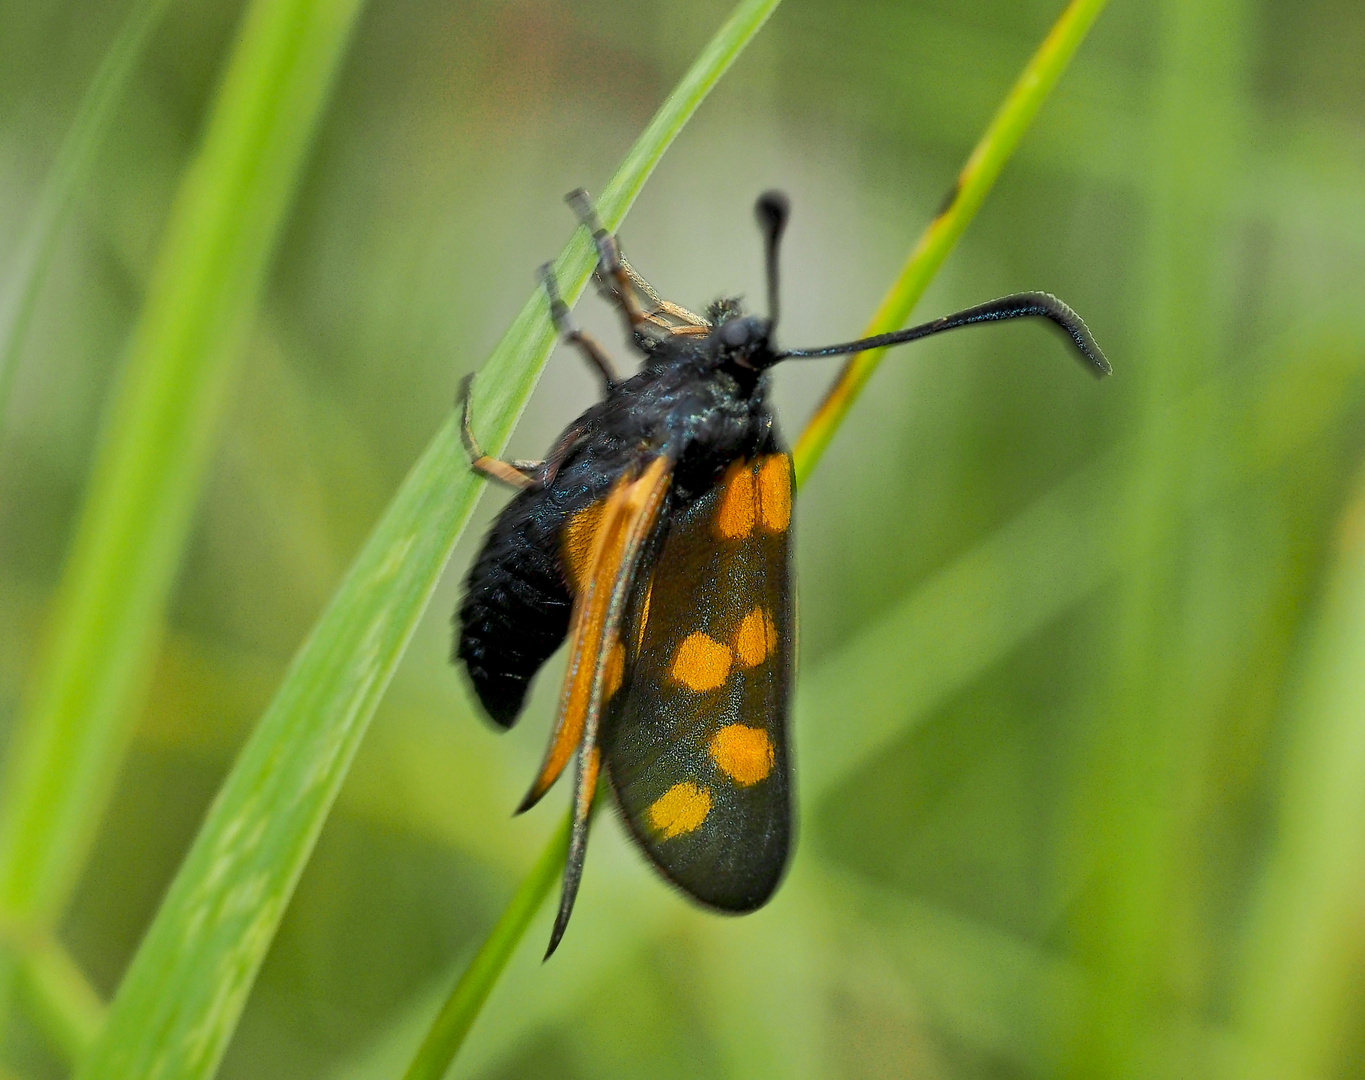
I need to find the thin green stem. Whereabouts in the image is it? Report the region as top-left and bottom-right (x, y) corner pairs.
(0, 0), (175, 425)
(0, 919), (106, 1065)
(792, 0), (1111, 486)
(1063, 0), (1246, 1073)
(401, 1), (1109, 1074)
(401, 812), (572, 1080)
(1233, 469), (1365, 1079)
(15, 935), (107, 1063)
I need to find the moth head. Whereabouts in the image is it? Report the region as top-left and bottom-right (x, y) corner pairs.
(711, 190), (790, 373)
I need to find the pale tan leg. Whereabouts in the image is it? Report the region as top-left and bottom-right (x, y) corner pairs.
(457, 375), (541, 491)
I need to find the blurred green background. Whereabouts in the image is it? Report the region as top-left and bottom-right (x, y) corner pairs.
(3, 0), (1365, 1077)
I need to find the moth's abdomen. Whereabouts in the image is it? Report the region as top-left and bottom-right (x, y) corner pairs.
(457, 503), (573, 728)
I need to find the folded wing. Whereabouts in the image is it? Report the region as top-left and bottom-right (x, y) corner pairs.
(604, 451), (795, 911)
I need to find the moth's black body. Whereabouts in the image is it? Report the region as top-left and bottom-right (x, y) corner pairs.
(455, 189), (1108, 957)
(459, 334), (780, 728)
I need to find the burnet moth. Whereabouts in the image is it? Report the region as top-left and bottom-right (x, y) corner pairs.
(456, 189), (1108, 957)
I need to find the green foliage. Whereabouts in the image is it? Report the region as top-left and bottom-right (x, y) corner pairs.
(0, 0), (174, 420)
(3, 0), (1365, 1078)
(0, 0), (369, 933)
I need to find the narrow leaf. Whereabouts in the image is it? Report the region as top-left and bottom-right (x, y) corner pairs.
(0, 0), (368, 977)
(793, 0), (1112, 482)
(0, 0), (174, 422)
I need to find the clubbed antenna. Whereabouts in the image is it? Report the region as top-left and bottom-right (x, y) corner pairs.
(755, 190), (789, 332)
(778, 291), (1111, 377)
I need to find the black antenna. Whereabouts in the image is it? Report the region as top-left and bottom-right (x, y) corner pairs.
(755, 190), (789, 331)
(779, 292), (1111, 377)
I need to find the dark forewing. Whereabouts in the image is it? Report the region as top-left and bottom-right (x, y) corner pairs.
(603, 453), (795, 911)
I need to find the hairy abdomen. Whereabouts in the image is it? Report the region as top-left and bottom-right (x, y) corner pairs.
(456, 494), (573, 728)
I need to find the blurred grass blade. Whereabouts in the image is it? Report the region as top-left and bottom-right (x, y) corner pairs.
(15, 935), (106, 1063)
(816, 866), (1090, 1077)
(793, 0), (1112, 482)
(816, 866), (1234, 1077)
(798, 458), (1117, 804)
(404, 1), (1109, 1072)
(689, 874), (825, 1080)
(799, 303), (1363, 813)
(0, 0), (174, 424)
(401, 813), (571, 1080)
(0, 0), (369, 1021)
(1064, 0), (1248, 1072)
(76, 2), (779, 1077)
(1233, 468), (1365, 1080)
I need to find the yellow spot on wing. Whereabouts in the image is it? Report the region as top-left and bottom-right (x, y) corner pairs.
(757, 455), (791, 532)
(709, 724), (775, 785)
(670, 632), (732, 691)
(734, 607), (777, 668)
(648, 781), (712, 838)
(715, 459), (755, 538)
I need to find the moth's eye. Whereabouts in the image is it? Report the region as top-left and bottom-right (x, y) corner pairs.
(720, 319), (753, 348)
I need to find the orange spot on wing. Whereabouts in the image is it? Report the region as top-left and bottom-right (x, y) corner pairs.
(756, 454), (791, 532)
(670, 632), (732, 691)
(647, 781), (712, 838)
(715, 459), (755, 538)
(734, 607), (778, 668)
(708, 724), (775, 785)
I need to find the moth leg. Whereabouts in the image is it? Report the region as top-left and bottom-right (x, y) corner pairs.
(539, 262), (619, 392)
(616, 257), (711, 338)
(565, 188), (649, 333)
(457, 374), (543, 491)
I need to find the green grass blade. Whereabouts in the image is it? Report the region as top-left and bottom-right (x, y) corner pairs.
(797, 458), (1117, 805)
(1233, 469), (1365, 1080)
(15, 935), (107, 1063)
(800, 307), (1363, 814)
(0, 0), (174, 424)
(400, 813), (572, 1080)
(403, 1), (1109, 1072)
(0, 0), (369, 959)
(1063, 0), (1249, 1071)
(792, 0), (1112, 483)
(75, 3), (779, 1077)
